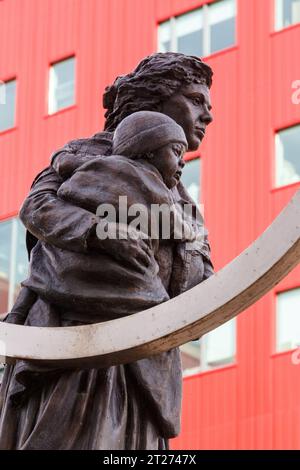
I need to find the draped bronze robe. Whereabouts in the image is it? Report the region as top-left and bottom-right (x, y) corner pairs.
(0, 131), (214, 450)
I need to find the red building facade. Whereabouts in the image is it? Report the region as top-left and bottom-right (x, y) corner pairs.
(0, 0), (300, 449)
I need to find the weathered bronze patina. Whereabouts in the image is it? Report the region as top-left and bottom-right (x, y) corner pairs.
(0, 53), (214, 450)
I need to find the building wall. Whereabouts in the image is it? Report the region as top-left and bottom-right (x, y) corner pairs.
(0, 0), (300, 449)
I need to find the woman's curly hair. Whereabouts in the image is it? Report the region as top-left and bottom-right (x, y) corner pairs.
(103, 52), (213, 132)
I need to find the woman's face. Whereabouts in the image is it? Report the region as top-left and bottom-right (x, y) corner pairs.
(150, 142), (186, 189)
(160, 83), (213, 151)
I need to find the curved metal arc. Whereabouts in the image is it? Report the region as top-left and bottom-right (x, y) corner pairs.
(0, 189), (300, 368)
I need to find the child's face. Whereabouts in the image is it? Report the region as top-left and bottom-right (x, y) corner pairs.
(150, 142), (186, 189)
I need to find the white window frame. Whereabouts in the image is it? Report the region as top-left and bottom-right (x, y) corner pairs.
(275, 0), (300, 31)
(8, 218), (18, 310)
(275, 125), (300, 188)
(181, 318), (236, 377)
(48, 56), (75, 115)
(0, 78), (17, 132)
(0, 217), (28, 319)
(158, 0), (236, 57)
(275, 0), (285, 29)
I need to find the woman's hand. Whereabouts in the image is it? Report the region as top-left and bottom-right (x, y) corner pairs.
(88, 221), (153, 274)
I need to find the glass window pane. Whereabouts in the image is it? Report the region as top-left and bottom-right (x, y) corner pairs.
(0, 79), (16, 132)
(48, 57), (75, 114)
(176, 8), (203, 34)
(176, 9), (203, 57)
(180, 341), (201, 374)
(158, 20), (172, 52)
(181, 158), (201, 203)
(275, 125), (300, 187)
(205, 318), (236, 367)
(0, 220), (12, 315)
(276, 0), (300, 30)
(276, 288), (300, 351)
(209, 0), (236, 54)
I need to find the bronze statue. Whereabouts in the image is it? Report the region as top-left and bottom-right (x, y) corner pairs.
(0, 52), (214, 450)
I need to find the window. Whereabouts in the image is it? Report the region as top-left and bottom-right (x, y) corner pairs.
(204, 318), (236, 366)
(0, 218), (28, 319)
(181, 158), (201, 203)
(0, 218), (27, 383)
(275, 124), (300, 187)
(0, 79), (16, 132)
(158, 0), (236, 57)
(275, 0), (300, 30)
(181, 319), (236, 375)
(0, 221), (11, 315)
(276, 288), (300, 352)
(48, 56), (75, 114)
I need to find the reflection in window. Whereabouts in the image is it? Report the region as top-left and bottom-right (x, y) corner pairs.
(275, 125), (300, 187)
(181, 158), (201, 204)
(0, 79), (16, 132)
(276, 288), (300, 351)
(48, 56), (75, 114)
(158, 0), (236, 57)
(275, 0), (300, 30)
(0, 218), (28, 318)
